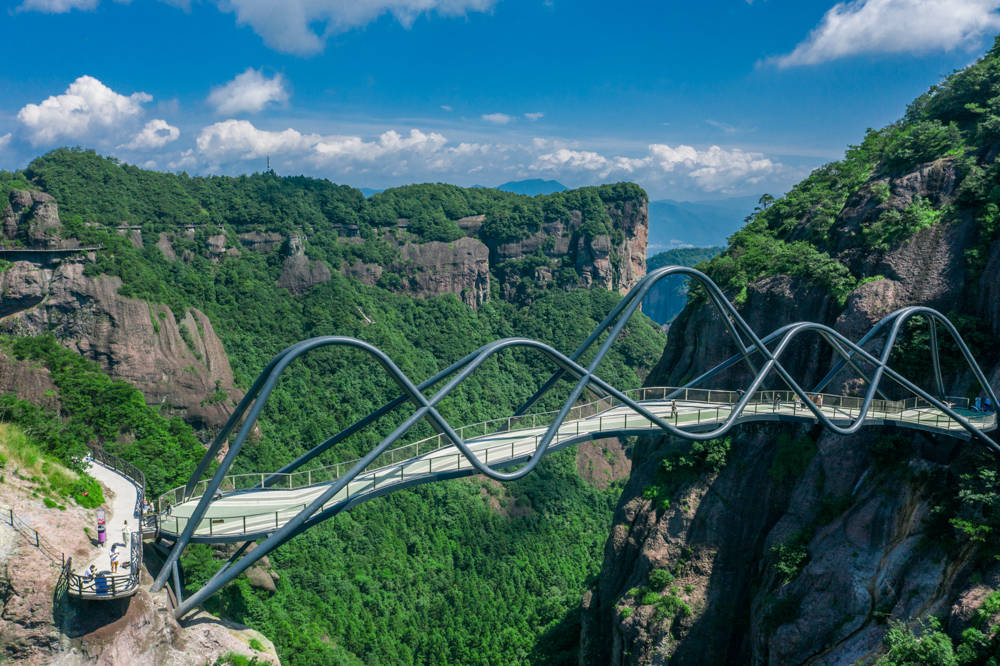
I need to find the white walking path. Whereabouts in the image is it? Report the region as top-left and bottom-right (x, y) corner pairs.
(159, 394), (997, 542)
(81, 459), (137, 577)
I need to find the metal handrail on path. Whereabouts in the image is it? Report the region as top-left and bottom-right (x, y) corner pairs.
(155, 387), (997, 542)
(157, 386), (997, 517)
(65, 445), (146, 600)
(1, 505), (66, 564)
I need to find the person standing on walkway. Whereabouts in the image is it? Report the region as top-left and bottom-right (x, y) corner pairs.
(109, 546), (119, 573)
(122, 520), (129, 547)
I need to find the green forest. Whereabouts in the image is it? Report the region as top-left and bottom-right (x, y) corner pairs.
(696, 39), (1000, 310)
(0, 153), (665, 664)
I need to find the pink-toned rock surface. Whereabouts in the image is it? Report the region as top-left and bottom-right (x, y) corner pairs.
(0, 259), (240, 429)
(0, 471), (280, 665)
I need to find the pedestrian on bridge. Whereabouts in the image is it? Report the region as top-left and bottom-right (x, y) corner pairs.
(109, 546), (119, 573)
(122, 520), (129, 547)
(670, 400), (677, 421)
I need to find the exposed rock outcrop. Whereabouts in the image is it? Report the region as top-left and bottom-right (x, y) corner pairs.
(490, 198), (649, 303)
(584, 154), (1000, 664)
(2, 190), (71, 249)
(238, 231), (284, 253)
(278, 233), (332, 295)
(581, 423), (987, 665)
(338, 191), (649, 308)
(348, 236), (491, 308)
(0, 351), (61, 411)
(0, 260), (240, 429)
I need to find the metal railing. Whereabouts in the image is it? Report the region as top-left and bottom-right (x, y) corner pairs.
(65, 531), (142, 599)
(1, 505), (65, 564)
(155, 386), (997, 539)
(65, 446), (146, 599)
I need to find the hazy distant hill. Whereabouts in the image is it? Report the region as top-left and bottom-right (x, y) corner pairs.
(496, 179), (567, 195)
(641, 246), (724, 325)
(648, 195), (758, 252)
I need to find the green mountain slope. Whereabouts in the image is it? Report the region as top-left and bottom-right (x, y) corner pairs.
(0, 154), (665, 665)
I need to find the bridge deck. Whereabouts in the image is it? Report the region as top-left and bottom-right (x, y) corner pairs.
(158, 392), (996, 543)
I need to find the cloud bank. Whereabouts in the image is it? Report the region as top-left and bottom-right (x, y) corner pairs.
(11, 77), (784, 196)
(771, 0), (1000, 67)
(211, 0), (498, 55)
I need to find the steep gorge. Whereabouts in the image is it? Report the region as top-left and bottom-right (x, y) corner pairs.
(0, 165), (663, 664)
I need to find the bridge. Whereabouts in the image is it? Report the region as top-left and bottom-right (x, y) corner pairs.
(150, 266), (1000, 618)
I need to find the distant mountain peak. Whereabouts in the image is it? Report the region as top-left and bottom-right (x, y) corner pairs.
(495, 179), (567, 196)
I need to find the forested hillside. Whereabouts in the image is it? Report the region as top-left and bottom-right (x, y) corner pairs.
(0, 156), (665, 664)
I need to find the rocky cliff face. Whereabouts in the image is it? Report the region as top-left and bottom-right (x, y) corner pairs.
(0, 190), (241, 429)
(490, 197), (648, 303)
(582, 154), (1000, 664)
(2, 190), (74, 249)
(346, 195), (648, 308)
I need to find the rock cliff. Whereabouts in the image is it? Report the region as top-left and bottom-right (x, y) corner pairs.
(347, 193), (648, 307)
(0, 190), (241, 429)
(583, 155), (1000, 662)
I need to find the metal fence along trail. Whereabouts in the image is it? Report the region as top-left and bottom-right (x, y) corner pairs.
(1, 445), (146, 601)
(150, 265), (1000, 618)
(65, 445), (147, 600)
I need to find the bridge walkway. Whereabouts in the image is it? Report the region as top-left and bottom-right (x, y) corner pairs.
(158, 388), (996, 543)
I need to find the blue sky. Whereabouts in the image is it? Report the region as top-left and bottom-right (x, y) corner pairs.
(1, 0), (999, 199)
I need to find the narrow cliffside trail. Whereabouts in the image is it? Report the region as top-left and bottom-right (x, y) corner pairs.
(81, 460), (137, 578)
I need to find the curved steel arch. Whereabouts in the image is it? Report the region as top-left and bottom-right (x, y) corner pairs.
(153, 266), (1000, 617)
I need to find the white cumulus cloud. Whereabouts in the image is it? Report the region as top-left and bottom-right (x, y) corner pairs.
(524, 112), (544, 121)
(20, 0), (496, 55)
(123, 119), (180, 150)
(18, 0), (98, 12)
(482, 113), (512, 125)
(208, 68), (289, 115)
(194, 120), (493, 177)
(649, 144), (775, 190)
(534, 148), (609, 172)
(532, 142), (778, 192)
(315, 129), (447, 162)
(770, 0), (1000, 67)
(218, 0), (498, 55)
(17, 75), (152, 145)
(196, 120), (320, 160)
